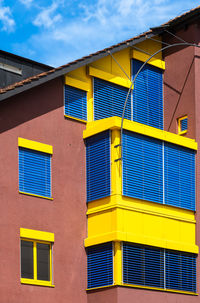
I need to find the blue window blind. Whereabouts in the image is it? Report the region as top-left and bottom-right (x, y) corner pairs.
(181, 117), (188, 132)
(19, 147), (51, 198)
(122, 130), (163, 204)
(164, 142), (195, 210)
(123, 243), (164, 288)
(132, 59), (163, 129)
(86, 131), (110, 202)
(123, 243), (196, 293)
(64, 85), (87, 121)
(87, 242), (113, 289)
(93, 77), (131, 120)
(166, 250), (196, 292)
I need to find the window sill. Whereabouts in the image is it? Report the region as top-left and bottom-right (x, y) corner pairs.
(64, 114), (87, 123)
(21, 278), (55, 287)
(87, 283), (198, 296)
(19, 191), (53, 200)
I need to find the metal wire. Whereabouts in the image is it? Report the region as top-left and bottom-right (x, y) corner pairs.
(120, 41), (200, 160)
(164, 29), (188, 43)
(107, 50), (131, 81)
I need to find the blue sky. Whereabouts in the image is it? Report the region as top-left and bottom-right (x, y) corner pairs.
(0, 0), (199, 67)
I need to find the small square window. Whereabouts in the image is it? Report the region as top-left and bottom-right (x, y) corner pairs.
(178, 116), (188, 135)
(20, 228), (54, 287)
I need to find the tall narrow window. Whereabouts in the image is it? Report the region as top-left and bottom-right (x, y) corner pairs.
(132, 59), (163, 129)
(18, 138), (52, 199)
(178, 116), (188, 135)
(64, 85), (87, 121)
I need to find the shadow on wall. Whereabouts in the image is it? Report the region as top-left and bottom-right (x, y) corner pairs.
(0, 77), (63, 134)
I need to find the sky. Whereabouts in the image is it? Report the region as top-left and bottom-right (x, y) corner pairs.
(0, 0), (200, 67)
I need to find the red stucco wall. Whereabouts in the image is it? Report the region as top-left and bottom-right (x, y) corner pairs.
(0, 78), (87, 303)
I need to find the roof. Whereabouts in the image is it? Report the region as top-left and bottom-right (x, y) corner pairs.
(0, 49), (53, 70)
(1, 5), (200, 102)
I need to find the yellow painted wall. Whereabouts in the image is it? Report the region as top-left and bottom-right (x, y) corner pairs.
(85, 196), (198, 254)
(64, 36), (165, 122)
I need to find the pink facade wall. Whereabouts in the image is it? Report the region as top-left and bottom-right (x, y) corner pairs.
(0, 78), (87, 303)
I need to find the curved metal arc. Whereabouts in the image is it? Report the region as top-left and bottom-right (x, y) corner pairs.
(120, 41), (200, 158)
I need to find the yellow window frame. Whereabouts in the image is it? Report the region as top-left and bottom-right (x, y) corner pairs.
(20, 235), (54, 287)
(178, 115), (188, 135)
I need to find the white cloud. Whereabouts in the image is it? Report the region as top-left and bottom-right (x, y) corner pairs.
(19, 0), (33, 8)
(13, 0), (200, 66)
(0, 3), (15, 32)
(33, 2), (62, 28)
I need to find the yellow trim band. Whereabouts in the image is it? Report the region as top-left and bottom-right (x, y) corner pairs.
(19, 191), (53, 200)
(18, 137), (53, 154)
(64, 115), (87, 123)
(20, 228), (54, 242)
(65, 75), (90, 91)
(178, 115), (188, 135)
(21, 278), (55, 287)
(132, 50), (165, 70)
(84, 232), (198, 254)
(86, 283), (197, 295)
(83, 117), (197, 150)
(88, 66), (132, 89)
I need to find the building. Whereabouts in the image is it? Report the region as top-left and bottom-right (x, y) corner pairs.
(0, 6), (200, 303)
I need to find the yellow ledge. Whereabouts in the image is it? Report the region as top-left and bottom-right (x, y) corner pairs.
(64, 115), (87, 123)
(83, 117), (198, 150)
(88, 66), (132, 89)
(21, 278), (55, 287)
(19, 191), (53, 200)
(20, 228), (54, 242)
(86, 283), (197, 295)
(65, 75), (90, 91)
(132, 49), (165, 70)
(18, 137), (53, 154)
(84, 232), (199, 254)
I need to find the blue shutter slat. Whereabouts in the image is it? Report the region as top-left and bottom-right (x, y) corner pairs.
(181, 118), (188, 131)
(123, 243), (164, 288)
(19, 148), (51, 198)
(87, 243), (113, 289)
(123, 130), (163, 204)
(164, 142), (195, 210)
(123, 243), (196, 292)
(166, 250), (196, 292)
(132, 59), (163, 129)
(64, 85), (87, 121)
(93, 78), (131, 120)
(86, 131), (110, 202)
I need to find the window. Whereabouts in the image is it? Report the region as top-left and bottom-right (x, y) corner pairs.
(86, 130), (111, 202)
(132, 59), (163, 129)
(64, 85), (87, 122)
(20, 228), (54, 287)
(93, 77), (131, 121)
(123, 242), (196, 293)
(18, 138), (53, 199)
(178, 116), (188, 135)
(122, 130), (195, 210)
(87, 242), (113, 289)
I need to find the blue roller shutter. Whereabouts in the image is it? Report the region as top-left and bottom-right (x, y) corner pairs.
(122, 130), (163, 204)
(164, 142), (195, 210)
(87, 242), (113, 289)
(123, 243), (164, 288)
(86, 130), (110, 202)
(166, 250), (196, 292)
(19, 147), (51, 198)
(93, 78), (131, 120)
(132, 59), (163, 129)
(64, 85), (87, 121)
(181, 117), (188, 132)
